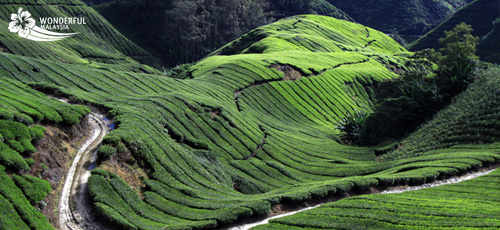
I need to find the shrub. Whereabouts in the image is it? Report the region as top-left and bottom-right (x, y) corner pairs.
(97, 145), (117, 159)
(29, 125), (45, 142)
(0, 145), (30, 171)
(337, 109), (368, 143)
(12, 174), (51, 204)
(25, 158), (34, 167)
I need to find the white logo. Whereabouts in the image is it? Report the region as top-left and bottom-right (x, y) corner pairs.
(8, 7), (79, 41)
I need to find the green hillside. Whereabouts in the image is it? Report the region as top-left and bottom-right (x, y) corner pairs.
(409, 0), (500, 62)
(326, 0), (471, 35)
(0, 0), (162, 69)
(2, 3), (500, 227)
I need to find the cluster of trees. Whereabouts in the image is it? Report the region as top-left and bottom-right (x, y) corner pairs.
(165, 0), (272, 64)
(340, 23), (481, 145)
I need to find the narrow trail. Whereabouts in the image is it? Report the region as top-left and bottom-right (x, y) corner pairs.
(233, 59), (370, 111)
(245, 127), (267, 160)
(54, 98), (110, 230)
(228, 166), (498, 230)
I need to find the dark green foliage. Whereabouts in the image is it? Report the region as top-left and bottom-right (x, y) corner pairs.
(478, 18), (500, 63)
(12, 174), (51, 204)
(362, 23), (479, 145)
(337, 109), (368, 143)
(362, 65), (442, 144)
(97, 145), (117, 159)
(269, 0), (351, 20)
(163, 63), (193, 79)
(430, 22), (479, 99)
(94, 0), (351, 67)
(386, 67), (500, 159)
(0, 144), (30, 171)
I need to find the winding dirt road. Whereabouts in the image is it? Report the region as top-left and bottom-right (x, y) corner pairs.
(58, 111), (109, 230)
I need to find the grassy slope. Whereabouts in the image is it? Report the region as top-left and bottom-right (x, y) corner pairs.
(325, 0), (470, 34)
(0, 0), (162, 69)
(409, 0), (500, 53)
(309, 0), (353, 20)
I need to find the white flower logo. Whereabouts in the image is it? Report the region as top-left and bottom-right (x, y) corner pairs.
(8, 7), (35, 38)
(7, 7), (78, 41)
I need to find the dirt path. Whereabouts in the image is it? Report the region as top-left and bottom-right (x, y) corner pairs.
(57, 109), (109, 230)
(228, 167), (498, 230)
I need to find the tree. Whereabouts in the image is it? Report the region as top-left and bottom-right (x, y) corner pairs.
(435, 22), (479, 69)
(166, 0), (209, 63)
(431, 22), (480, 99)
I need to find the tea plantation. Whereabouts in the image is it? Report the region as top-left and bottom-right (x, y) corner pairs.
(1, 0), (499, 229)
(255, 166), (500, 230)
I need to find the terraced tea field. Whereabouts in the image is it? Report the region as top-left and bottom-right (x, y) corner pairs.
(254, 166), (500, 230)
(1, 1), (499, 229)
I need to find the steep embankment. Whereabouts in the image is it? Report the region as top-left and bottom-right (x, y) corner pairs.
(325, 0), (471, 34)
(409, 0), (500, 63)
(0, 78), (90, 229)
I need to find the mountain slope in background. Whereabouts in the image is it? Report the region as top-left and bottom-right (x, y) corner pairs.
(409, 0), (500, 63)
(326, 0), (472, 35)
(478, 19), (500, 63)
